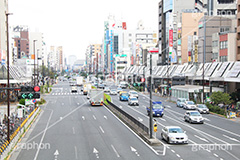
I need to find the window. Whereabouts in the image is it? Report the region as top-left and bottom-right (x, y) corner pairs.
(129, 34), (132, 37)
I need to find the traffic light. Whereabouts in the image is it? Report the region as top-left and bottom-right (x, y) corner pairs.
(20, 86), (41, 99)
(154, 124), (157, 132)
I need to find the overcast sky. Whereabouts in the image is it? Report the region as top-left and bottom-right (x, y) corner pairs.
(9, 0), (159, 59)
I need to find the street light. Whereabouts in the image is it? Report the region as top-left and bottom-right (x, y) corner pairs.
(37, 49), (39, 85)
(33, 40), (37, 86)
(6, 12), (13, 142)
(202, 14), (206, 104)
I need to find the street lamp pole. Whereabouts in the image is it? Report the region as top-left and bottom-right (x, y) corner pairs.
(149, 53), (153, 138)
(37, 49), (39, 85)
(6, 12), (12, 142)
(33, 40), (37, 86)
(202, 14), (206, 104)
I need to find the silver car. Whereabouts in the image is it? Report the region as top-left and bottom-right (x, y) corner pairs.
(161, 126), (188, 144)
(184, 111), (204, 124)
(196, 104), (209, 114)
(183, 101), (196, 110)
(128, 90), (138, 99)
(128, 97), (139, 106)
(110, 89), (117, 95)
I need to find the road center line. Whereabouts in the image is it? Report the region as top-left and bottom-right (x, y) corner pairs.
(93, 115), (97, 120)
(72, 127), (75, 134)
(99, 126), (105, 133)
(75, 146), (78, 159)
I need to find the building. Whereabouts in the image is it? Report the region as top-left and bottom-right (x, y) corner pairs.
(181, 12), (204, 64)
(219, 32), (236, 62)
(198, 16), (233, 63)
(68, 55), (77, 70)
(207, 0), (237, 17)
(158, 0), (204, 65)
(0, 0), (8, 65)
(236, 0), (240, 61)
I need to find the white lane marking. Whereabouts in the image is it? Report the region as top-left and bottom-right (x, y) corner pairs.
(99, 126), (105, 133)
(33, 109), (53, 160)
(165, 105), (171, 108)
(176, 154), (180, 158)
(93, 148), (99, 159)
(138, 117), (143, 122)
(93, 115), (97, 120)
(60, 117), (63, 120)
(77, 103), (79, 105)
(204, 118), (210, 121)
(223, 134), (240, 143)
(135, 106), (139, 108)
(130, 146), (140, 156)
(119, 105), (123, 109)
(104, 106), (160, 156)
(89, 108), (91, 111)
(159, 118), (166, 122)
(54, 150), (59, 159)
(74, 146), (78, 159)
(62, 103), (64, 105)
(61, 93), (63, 95)
(52, 93), (55, 95)
(171, 149), (175, 153)
(82, 116), (85, 120)
(213, 153), (219, 157)
(104, 115), (108, 120)
(111, 144), (120, 158)
(194, 135), (209, 143)
(72, 127), (75, 134)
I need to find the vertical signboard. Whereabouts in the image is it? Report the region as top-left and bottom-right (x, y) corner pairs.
(188, 36), (192, 62)
(122, 22), (127, 30)
(169, 29), (173, 54)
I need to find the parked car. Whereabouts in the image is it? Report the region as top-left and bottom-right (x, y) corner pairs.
(196, 104), (209, 114)
(161, 126), (188, 144)
(183, 101), (196, 110)
(146, 101), (164, 117)
(110, 89), (117, 95)
(128, 90), (138, 99)
(128, 97), (139, 106)
(176, 98), (187, 108)
(184, 111), (204, 124)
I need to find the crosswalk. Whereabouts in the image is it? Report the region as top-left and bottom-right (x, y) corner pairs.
(51, 92), (83, 96)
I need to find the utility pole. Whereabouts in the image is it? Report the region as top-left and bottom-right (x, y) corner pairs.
(6, 12), (12, 142)
(149, 53), (153, 138)
(202, 14), (206, 104)
(37, 49), (39, 86)
(33, 40), (37, 86)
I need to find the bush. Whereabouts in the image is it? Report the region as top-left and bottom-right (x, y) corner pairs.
(36, 98), (46, 105)
(104, 93), (111, 105)
(19, 99), (25, 105)
(206, 102), (225, 116)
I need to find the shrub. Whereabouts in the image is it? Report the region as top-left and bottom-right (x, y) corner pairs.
(19, 99), (25, 105)
(104, 93), (111, 105)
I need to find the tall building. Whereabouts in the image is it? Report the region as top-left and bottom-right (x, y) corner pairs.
(57, 46), (63, 72)
(0, 0), (8, 65)
(237, 0), (240, 61)
(68, 55), (77, 70)
(158, 0), (204, 65)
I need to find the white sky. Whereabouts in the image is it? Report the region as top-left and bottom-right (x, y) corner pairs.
(9, 0), (159, 59)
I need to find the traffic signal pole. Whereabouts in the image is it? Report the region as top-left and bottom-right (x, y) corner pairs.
(149, 53), (153, 138)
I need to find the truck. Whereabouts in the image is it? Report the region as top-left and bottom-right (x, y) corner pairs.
(83, 83), (92, 95)
(89, 89), (104, 106)
(76, 77), (83, 86)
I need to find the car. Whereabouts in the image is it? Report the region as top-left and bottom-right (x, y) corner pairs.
(161, 126), (188, 144)
(119, 91), (129, 101)
(104, 87), (110, 92)
(184, 111), (204, 124)
(117, 87), (123, 93)
(98, 84), (105, 89)
(196, 104), (209, 114)
(110, 89), (117, 95)
(183, 101), (196, 110)
(176, 98), (187, 108)
(128, 90), (138, 99)
(128, 97), (139, 106)
(71, 86), (77, 93)
(146, 101), (164, 117)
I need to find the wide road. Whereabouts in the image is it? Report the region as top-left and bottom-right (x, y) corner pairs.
(108, 83), (240, 160)
(11, 81), (168, 160)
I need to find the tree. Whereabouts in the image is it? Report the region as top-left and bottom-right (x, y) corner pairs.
(210, 91), (232, 105)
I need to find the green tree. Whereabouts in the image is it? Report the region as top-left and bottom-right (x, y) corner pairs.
(19, 99), (25, 105)
(210, 91), (232, 105)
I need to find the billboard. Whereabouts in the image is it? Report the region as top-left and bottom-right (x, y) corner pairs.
(122, 22), (127, 30)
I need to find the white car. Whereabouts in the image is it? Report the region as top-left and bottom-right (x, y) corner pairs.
(183, 101), (196, 110)
(110, 89), (117, 95)
(128, 90), (138, 99)
(161, 126), (188, 144)
(184, 111), (204, 124)
(104, 87), (110, 92)
(128, 97), (139, 106)
(71, 86), (77, 93)
(196, 104), (209, 114)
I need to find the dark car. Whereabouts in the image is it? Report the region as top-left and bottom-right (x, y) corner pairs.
(146, 101), (164, 117)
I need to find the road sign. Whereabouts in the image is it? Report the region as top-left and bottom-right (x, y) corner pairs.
(32, 99), (37, 104)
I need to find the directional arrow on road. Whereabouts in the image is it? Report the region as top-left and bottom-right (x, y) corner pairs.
(93, 148), (99, 159)
(104, 116), (108, 120)
(130, 146), (140, 156)
(54, 150), (59, 159)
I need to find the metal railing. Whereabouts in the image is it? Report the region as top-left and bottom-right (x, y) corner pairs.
(106, 99), (149, 134)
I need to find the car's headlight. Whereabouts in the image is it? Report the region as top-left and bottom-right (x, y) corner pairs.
(152, 112), (155, 114)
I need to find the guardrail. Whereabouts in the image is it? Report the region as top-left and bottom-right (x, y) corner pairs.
(0, 107), (39, 158)
(106, 99), (149, 134)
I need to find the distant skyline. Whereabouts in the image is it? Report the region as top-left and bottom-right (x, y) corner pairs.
(8, 0), (159, 59)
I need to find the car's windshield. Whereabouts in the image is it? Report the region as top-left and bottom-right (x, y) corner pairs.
(117, 88), (122, 90)
(190, 112), (201, 116)
(130, 97), (137, 100)
(153, 104), (164, 110)
(121, 93), (128, 96)
(187, 101), (195, 105)
(198, 104), (207, 108)
(130, 92), (137, 94)
(180, 99), (186, 102)
(169, 128), (184, 133)
(111, 89), (116, 91)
